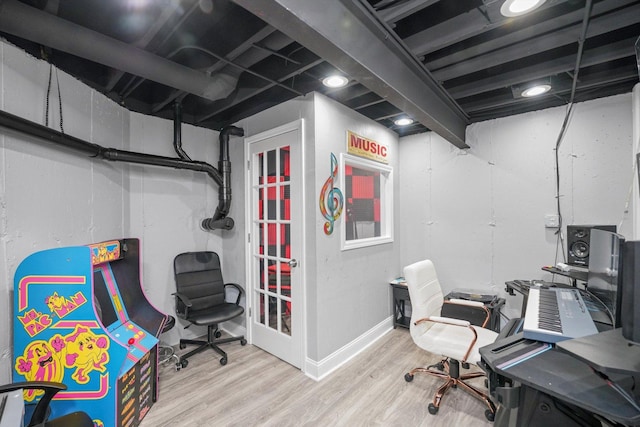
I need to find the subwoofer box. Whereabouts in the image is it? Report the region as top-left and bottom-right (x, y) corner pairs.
(566, 224), (616, 267)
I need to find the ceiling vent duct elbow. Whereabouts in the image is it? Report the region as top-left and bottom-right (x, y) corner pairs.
(201, 125), (244, 231)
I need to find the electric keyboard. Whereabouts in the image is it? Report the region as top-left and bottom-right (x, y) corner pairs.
(523, 287), (598, 343)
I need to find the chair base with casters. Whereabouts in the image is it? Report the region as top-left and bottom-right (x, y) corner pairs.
(158, 315), (180, 367)
(404, 357), (496, 421)
(177, 323), (247, 369)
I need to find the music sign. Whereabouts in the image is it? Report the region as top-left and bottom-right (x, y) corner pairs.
(347, 130), (388, 164)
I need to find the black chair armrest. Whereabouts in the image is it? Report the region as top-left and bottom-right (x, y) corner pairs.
(0, 381), (66, 427)
(172, 291), (192, 318)
(224, 283), (244, 305)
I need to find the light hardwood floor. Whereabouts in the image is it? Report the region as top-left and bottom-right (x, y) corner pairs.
(140, 328), (494, 427)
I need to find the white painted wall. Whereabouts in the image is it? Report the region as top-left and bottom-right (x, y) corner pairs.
(0, 40), (229, 384)
(0, 41), (128, 384)
(399, 93), (634, 321)
(311, 94), (400, 361)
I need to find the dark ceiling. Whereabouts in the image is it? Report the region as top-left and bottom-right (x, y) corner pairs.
(0, 0), (638, 148)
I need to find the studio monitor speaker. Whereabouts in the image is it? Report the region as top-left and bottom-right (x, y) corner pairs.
(566, 224), (616, 267)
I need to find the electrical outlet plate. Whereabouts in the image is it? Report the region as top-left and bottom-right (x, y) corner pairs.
(545, 214), (560, 228)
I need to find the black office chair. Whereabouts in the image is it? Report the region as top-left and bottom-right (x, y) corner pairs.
(173, 251), (247, 369)
(0, 381), (93, 427)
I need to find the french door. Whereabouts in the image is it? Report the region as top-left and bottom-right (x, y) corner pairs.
(246, 120), (304, 369)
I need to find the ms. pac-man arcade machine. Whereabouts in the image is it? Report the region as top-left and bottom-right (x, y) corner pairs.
(13, 238), (167, 427)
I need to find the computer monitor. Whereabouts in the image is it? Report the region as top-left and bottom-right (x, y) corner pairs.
(586, 228), (624, 327)
(622, 240), (640, 345)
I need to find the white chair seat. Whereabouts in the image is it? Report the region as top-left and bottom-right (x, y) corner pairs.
(412, 321), (499, 364)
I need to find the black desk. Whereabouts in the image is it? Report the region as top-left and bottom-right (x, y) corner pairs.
(481, 329), (640, 426)
(558, 328), (640, 376)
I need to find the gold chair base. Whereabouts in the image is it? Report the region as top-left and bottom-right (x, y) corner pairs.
(406, 358), (496, 419)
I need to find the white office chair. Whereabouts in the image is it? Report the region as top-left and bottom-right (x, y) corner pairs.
(403, 259), (498, 421)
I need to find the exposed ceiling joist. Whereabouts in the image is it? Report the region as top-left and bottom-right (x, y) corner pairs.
(232, 0), (470, 148)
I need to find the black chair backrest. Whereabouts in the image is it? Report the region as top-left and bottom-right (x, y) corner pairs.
(174, 252), (225, 312)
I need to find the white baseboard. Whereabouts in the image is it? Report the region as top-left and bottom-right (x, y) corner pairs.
(220, 320), (246, 339)
(304, 316), (393, 381)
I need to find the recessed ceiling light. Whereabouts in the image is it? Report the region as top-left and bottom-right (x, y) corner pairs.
(394, 117), (414, 126)
(500, 0), (546, 17)
(322, 75), (349, 88)
(521, 84), (551, 97)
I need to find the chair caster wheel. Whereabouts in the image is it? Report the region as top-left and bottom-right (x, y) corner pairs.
(404, 373), (414, 382)
(179, 342), (186, 349)
(240, 339), (247, 346)
(462, 362), (470, 369)
(485, 409), (495, 421)
(215, 331), (222, 338)
(177, 359), (188, 370)
(220, 357), (227, 365)
(428, 404), (439, 415)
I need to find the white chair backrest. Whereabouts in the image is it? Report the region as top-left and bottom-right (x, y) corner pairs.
(403, 259), (445, 339)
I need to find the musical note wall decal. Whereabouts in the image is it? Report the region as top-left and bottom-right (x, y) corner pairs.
(319, 153), (344, 235)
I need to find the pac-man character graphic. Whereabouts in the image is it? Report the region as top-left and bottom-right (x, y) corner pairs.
(64, 325), (110, 384)
(15, 335), (65, 402)
(44, 291), (87, 319)
(45, 292), (65, 313)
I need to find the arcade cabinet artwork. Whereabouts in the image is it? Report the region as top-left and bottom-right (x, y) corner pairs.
(13, 238), (167, 427)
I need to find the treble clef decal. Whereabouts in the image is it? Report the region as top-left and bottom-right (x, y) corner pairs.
(319, 153), (344, 235)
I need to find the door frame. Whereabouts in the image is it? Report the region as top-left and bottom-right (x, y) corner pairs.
(243, 119), (307, 371)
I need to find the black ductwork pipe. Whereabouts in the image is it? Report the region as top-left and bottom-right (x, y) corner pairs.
(0, 109), (244, 230)
(202, 125), (244, 231)
(173, 102), (191, 161)
(0, 0), (239, 102)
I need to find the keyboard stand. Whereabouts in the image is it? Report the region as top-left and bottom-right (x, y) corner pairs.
(480, 330), (640, 426)
(541, 266), (588, 287)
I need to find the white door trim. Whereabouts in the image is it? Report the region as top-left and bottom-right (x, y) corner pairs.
(243, 119), (307, 372)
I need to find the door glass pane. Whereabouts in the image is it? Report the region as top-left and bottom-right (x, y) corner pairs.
(257, 291), (265, 325)
(280, 261), (291, 298)
(267, 223), (277, 257)
(267, 259), (278, 293)
(281, 147), (290, 183)
(268, 295), (277, 330)
(258, 187), (265, 221)
(258, 222), (264, 253)
(280, 184), (290, 220)
(282, 300), (291, 336)
(267, 184), (277, 220)
(267, 149), (276, 178)
(259, 258), (265, 291)
(283, 224), (290, 257)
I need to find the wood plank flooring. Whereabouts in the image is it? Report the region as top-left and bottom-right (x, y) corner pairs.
(140, 328), (493, 427)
